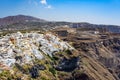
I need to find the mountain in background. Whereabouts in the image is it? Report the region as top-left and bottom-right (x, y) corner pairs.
(0, 15), (120, 33)
(0, 15), (46, 26)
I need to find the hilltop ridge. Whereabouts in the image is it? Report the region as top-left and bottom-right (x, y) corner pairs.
(0, 15), (120, 33)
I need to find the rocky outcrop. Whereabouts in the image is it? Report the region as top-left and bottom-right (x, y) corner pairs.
(55, 57), (79, 72)
(29, 64), (46, 78)
(0, 32), (74, 71)
(29, 66), (39, 78)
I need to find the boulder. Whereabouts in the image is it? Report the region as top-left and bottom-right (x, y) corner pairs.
(29, 66), (39, 78)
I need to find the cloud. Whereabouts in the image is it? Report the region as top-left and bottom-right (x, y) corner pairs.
(40, 0), (47, 5)
(40, 0), (52, 9)
(46, 5), (52, 9)
(29, 0), (52, 9)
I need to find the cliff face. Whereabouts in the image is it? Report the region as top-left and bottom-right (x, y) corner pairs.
(51, 27), (120, 80)
(72, 37), (120, 80)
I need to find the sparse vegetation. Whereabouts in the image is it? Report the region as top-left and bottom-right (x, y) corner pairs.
(49, 67), (56, 76)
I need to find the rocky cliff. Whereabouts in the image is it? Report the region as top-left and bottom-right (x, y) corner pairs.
(61, 29), (120, 80)
(51, 27), (120, 80)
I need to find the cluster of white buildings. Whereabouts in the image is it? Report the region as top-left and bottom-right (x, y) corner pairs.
(0, 32), (74, 70)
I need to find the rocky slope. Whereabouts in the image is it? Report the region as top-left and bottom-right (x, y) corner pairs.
(72, 39), (120, 80)
(54, 27), (120, 80)
(0, 31), (76, 80)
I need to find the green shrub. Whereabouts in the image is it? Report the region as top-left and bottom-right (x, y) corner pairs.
(65, 49), (72, 55)
(49, 68), (56, 76)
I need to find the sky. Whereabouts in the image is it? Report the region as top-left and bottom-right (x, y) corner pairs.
(0, 0), (120, 25)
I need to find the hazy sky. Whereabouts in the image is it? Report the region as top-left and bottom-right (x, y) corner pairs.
(0, 0), (120, 25)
